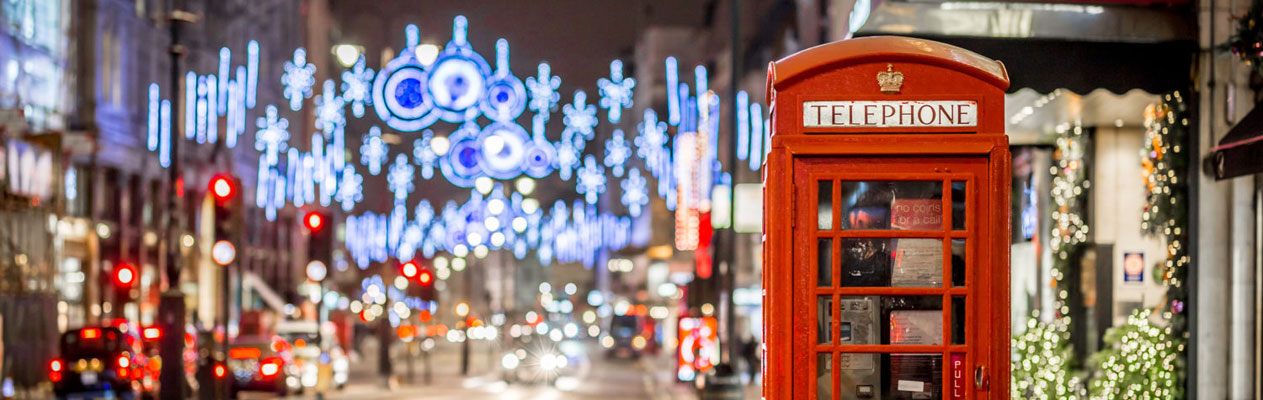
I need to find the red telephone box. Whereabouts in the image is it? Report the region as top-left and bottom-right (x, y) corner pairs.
(762, 37), (1011, 400)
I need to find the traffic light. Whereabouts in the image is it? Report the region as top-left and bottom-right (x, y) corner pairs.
(114, 263), (136, 287)
(305, 210), (333, 280)
(112, 262), (137, 306)
(209, 174), (241, 264)
(417, 269), (433, 286)
(400, 260), (420, 279)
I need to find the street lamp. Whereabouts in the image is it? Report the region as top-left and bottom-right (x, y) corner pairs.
(455, 301), (471, 376)
(332, 44), (363, 68)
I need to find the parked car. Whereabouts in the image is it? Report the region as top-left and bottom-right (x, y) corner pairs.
(50, 327), (145, 400)
(226, 336), (302, 398)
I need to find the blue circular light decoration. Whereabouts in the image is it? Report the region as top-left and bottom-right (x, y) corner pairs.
(478, 122), (531, 180)
(373, 48), (438, 132)
(429, 58), (487, 119)
(438, 123), (484, 187)
(428, 16), (492, 123)
(522, 139), (556, 179)
(481, 39), (527, 122)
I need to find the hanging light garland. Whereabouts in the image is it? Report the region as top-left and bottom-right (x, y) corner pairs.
(1130, 91), (1189, 399)
(1050, 121), (1090, 319)
(1227, 0), (1263, 74)
(1088, 310), (1180, 400)
(1012, 120), (1090, 396)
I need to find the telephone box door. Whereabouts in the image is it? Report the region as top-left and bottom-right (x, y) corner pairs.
(794, 155), (993, 400)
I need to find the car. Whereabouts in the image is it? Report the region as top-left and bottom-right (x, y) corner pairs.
(275, 320), (349, 391)
(50, 327), (144, 400)
(501, 325), (581, 386)
(226, 336), (302, 398)
(606, 314), (642, 359)
(135, 323), (201, 397)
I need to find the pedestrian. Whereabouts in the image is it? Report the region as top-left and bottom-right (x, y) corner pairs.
(741, 335), (760, 384)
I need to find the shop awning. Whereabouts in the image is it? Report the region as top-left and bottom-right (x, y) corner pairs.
(1209, 105), (1263, 180)
(854, 1), (1195, 94)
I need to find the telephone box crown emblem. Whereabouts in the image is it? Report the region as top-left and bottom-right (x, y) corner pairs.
(877, 64), (904, 93)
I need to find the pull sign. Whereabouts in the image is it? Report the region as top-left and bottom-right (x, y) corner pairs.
(950, 354), (966, 399)
(803, 100), (978, 128)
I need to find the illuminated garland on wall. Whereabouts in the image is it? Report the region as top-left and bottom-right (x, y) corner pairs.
(1050, 122), (1090, 319)
(1012, 122), (1090, 396)
(1133, 91), (1189, 399)
(1088, 310), (1180, 400)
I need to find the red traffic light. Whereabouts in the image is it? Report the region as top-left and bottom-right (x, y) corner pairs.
(213, 363), (226, 379)
(114, 264), (136, 287)
(210, 176), (234, 200)
(400, 261), (419, 279)
(142, 327), (162, 340)
(304, 212), (324, 231)
(418, 269), (433, 285)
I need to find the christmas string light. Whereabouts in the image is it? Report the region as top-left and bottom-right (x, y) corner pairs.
(1012, 119), (1089, 397)
(1011, 310), (1083, 399)
(1088, 310), (1180, 400)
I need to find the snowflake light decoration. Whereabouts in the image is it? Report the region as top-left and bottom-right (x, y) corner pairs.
(635, 109), (669, 178)
(562, 90), (599, 141)
(255, 105), (290, 165)
(360, 126), (389, 175)
(576, 154), (606, 205)
(281, 48), (316, 111)
(341, 56), (375, 118)
(555, 138), (582, 181)
(415, 199), (435, 226)
(412, 130), (438, 179)
(314, 79), (345, 136)
(336, 164), (363, 212)
(621, 167), (648, 217)
(388, 154), (415, 202)
(597, 59), (635, 124)
(604, 129), (631, 177)
(525, 62), (561, 117)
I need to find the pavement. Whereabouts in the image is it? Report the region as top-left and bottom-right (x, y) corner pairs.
(233, 336), (761, 400)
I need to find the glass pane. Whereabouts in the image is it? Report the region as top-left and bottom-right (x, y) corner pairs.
(840, 181), (942, 230)
(951, 239), (966, 287)
(951, 296), (966, 345)
(818, 353), (835, 399)
(840, 352), (880, 399)
(883, 353), (943, 400)
(883, 296), (942, 345)
(840, 238), (892, 287)
(951, 181), (966, 231)
(818, 295), (833, 344)
(818, 238), (833, 287)
(891, 239), (943, 287)
(818, 180), (833, 230)
(841, 239), (943, 288)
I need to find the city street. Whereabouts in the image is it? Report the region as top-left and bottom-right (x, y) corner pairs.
(3, 1), (1261, 399)
(233, 339), (744, 400)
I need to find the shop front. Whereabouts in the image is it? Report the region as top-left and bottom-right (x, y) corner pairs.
(855, 1), (1198, 397)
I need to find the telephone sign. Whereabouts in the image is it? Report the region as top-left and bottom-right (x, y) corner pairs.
(762, 37), (1011, 400)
